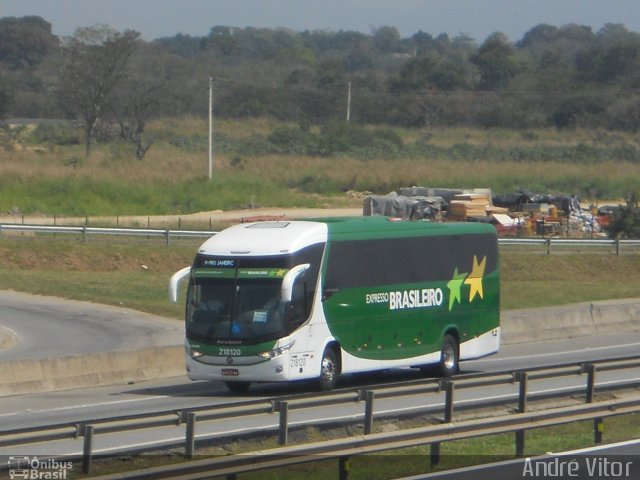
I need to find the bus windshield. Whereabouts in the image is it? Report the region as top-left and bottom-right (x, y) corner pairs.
(186, 277), (286, 343)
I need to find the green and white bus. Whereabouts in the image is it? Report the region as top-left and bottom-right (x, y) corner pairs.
(169, 217), (500, 393)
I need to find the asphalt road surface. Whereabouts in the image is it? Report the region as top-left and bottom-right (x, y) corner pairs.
(0, 290), (182, 361)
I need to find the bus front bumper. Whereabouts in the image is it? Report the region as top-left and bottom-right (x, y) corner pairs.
(185, 354), (290, 383)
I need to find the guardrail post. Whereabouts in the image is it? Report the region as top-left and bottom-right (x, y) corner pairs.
(615, 238), (620, 256)
(516, 372), (528, 457)
(165, 229), (171, 246)
(430, 443), (440, 468)
(431, 380), (454, 468)
(594, 417), (604, 444)
(444, 381), (454, 423)
(515, 430), (525, 457)
(518, 372), (528, 413)
(185, 412), (196, 459)
(339, 456), (350, 480)
(279, 401), (289, 445)
(82, 226), (87, 243)
(82, 425), (94, 474)
(546, 237), (551, 255)
(584, 362), (604, 444)
(364, 390), (375, 435)
(585, 363), (596, 403)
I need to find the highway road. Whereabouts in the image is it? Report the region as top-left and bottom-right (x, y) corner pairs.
(0, 291), (639, 464)
(0, 290), (182, 360)
(0, 332), (639, 458)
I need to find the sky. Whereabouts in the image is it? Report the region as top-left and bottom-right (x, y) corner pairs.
(2, 0), (640, 43)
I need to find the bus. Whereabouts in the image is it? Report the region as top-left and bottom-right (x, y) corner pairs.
(169, 217), (500, 393)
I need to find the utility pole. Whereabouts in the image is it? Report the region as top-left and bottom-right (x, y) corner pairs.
(346, 81), (351, 123)
(208, 76), (214, 179)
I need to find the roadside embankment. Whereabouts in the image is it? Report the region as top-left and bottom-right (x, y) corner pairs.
(0, 298), (638, 397)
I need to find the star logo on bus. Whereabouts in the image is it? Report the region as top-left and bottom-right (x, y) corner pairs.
(446, 268), (467, 311)
(464, 255), (486, 302)
(275, 269), (287, 277)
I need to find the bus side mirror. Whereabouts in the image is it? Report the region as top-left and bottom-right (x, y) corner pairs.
(281, 263), (310, 303)
(169, 266), (191, 303)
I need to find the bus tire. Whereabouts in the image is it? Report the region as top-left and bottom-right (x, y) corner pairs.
(225, 381), (251, 394)
(439, 334), (459, 377)
(317, 347), (339, 391)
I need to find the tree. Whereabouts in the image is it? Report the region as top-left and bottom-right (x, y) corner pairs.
(517, 24), (559, 49)
(372, 26), (401, 53)
(57, 25), (139, 156)
(471, 32), (518, 90)
(389, 57), (437, 92)
(108, 45), (181, 158)
(606, 95), (640, 132)
(551, 95), (606, 129)
(576, 40), (640, 84)
(0, 77), (13, 121)
(0, 16), (58, 69)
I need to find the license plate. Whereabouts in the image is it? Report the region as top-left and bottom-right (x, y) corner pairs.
(221, 368), (239, 376)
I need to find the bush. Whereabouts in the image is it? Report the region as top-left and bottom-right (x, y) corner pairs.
(29, 122), (80, 145)
(267, 125), (319, 154)
(605, 195), (640, 239)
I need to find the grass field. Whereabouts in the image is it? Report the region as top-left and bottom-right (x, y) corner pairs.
(1, 118), (639, 216)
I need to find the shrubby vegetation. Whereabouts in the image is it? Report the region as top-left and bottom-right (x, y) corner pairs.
(3, 17), (640, 140)
(605, 196), (640, 239)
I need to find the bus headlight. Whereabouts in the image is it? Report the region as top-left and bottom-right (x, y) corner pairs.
(186, 344), (204, 359)
(258, 341), (295, 359)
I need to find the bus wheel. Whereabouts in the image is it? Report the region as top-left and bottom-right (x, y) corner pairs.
(317, 347), (338, 391)
(439, 334), (459, 377)
(225, 381), (251, 394)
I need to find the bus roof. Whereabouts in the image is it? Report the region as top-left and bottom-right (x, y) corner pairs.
(198, 217), (496, 257)
(198, 221), (327, 256)
(318, 216), (497, 242)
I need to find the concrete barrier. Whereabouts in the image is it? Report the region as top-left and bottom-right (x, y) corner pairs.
(502, 298), (640, 344)
(0, 345), (184, 397)
(0, 299), (639, 396)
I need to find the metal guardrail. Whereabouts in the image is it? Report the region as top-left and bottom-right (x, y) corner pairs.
(500, 237), (640, 254)
(2, 223), (640, 251)
(0, 224), (216, 244)
(1, 356), (639, 475)
(90, 396), (640, 480)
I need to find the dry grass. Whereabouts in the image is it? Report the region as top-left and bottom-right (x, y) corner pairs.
(1, 119), (639, 216)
